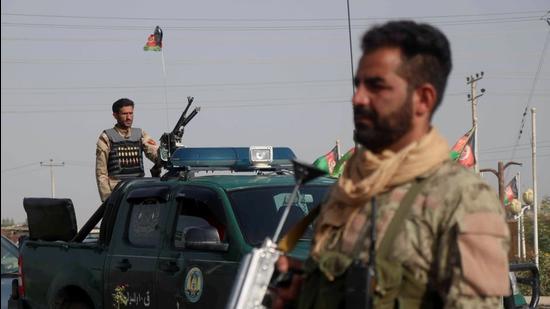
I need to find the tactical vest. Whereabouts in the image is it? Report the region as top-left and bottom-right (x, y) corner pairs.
(105, 128), (145, 179)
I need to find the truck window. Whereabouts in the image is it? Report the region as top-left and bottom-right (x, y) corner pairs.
(228, 185), (330, 246)
(174, 197), (226, 244)
(128, 198), (162, 247)
(173, 215), (215, 249)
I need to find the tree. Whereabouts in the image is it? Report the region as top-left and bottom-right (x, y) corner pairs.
(1, 218), (15, 227)
(541, 195), (550, 213)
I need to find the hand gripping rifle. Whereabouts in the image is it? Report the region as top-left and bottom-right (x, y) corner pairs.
(225, 161), (326, 309)
(151, 96), (200, 176)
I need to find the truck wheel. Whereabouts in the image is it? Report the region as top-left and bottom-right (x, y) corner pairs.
(64, 301), (92, 309)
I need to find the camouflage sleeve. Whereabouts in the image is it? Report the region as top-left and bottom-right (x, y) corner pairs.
(441, 180), (510, 308)
(96, 132), (111, 202)
(141, 129), (159, 163)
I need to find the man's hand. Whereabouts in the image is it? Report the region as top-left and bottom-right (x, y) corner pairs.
(270, 255), (304, 309)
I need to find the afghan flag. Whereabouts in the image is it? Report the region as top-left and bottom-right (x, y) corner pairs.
(332, 147), (356, 177)
(144, 26), (163, 51)
(450, 128), (476, 168)
(504, 176), (518, 206)
(313, 146), (338, 175)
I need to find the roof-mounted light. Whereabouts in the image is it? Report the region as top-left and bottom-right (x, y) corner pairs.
(167, 146), (295, 172)
(249, 146), (272, 168)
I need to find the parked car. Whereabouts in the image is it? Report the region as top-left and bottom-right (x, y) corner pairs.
(1, 235), (19, 309)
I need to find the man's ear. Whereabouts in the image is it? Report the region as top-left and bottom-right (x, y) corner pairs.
(413, 83), (437, 116)
(112, 112), (118, 120)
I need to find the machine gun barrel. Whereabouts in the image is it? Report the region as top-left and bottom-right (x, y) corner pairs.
(180, 107), (200, 129)
(157, 96), (200, 165)
(171, 96), (195, 135)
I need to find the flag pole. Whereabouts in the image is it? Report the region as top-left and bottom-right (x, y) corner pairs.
(516, 172), (521, 260)
(531, 107), (539, 268)
(336, 140), (341, 160)
(161, 49), (169, 131)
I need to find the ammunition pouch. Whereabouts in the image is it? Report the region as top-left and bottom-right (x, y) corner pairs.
(105, 128), (145, 178)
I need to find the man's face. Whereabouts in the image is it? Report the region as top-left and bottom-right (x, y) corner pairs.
(352, 47), (413, 152)
(113, 105), (134, 129)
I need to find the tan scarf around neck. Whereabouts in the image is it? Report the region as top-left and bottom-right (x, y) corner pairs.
(326, 128), (450, 208)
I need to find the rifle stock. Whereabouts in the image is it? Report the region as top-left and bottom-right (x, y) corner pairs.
(225, 239), (281, 309)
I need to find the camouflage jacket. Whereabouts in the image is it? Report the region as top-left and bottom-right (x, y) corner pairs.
(303, 160), (510, 308)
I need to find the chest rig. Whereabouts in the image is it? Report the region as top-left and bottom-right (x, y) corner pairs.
(298, 178), (441, 309)
(105, 128), (144, 179)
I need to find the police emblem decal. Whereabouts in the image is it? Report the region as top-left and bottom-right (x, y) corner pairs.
(184, 267), (203, 303)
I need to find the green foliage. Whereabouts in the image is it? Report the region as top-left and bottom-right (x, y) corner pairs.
(541, 195), (550, 213)
(1, 218), (15, 227)
(519, 211), (550, 296)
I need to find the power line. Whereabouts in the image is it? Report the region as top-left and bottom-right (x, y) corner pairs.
(0, 79), (349, 91)
(480, 145), (550, 155)
(479, 153), (550, 162)
(479, 140), (550, 152)
(2, 10), (543, 22)
(1, 162), (39, 173)
(0, 15), (542, 32)
(510, 22), (550, 160)
(1, 95), (346, 107)
(1, 99), (351, 114)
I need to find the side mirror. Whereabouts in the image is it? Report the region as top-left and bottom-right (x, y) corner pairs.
(183, 226), (229, 252)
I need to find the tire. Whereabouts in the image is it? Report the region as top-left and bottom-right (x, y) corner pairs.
(63, 301), (92, 309)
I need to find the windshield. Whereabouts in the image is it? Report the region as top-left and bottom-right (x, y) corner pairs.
(228, 185), (331, 246)
(1, 236), (19, 274)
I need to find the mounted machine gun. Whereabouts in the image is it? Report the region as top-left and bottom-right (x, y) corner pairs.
(150, 96), (200, 176)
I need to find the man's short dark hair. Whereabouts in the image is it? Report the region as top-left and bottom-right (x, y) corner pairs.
(112, 98), (134, 113)
(361, 20), (452, 112)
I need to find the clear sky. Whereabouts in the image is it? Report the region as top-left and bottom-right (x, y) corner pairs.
(1, 0), (549, 225)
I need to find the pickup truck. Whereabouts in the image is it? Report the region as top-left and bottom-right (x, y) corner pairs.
(10, 147), (335, 309)
(9, 146), (541, 309)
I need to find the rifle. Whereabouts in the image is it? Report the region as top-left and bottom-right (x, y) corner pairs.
(225, 161), (326, 309)
(151, 96), (200, 176)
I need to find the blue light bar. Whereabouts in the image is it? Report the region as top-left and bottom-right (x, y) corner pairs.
(167, 147), (296, 171)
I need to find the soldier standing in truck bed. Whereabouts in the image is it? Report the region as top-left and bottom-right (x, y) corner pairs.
(95, 98), (159, 202)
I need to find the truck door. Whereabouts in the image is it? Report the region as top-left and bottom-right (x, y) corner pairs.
(105, 186), (171, 308)
(156, 186), (240, 308)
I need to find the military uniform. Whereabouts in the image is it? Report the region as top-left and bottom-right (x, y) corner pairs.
(95, 125), (158, 202)
(299, 160), (510, 308)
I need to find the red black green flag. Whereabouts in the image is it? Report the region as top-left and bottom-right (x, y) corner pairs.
(504, 176), (518, 206)
(332, 147), (356, 177)
(313, 145), (338, 175)
(450, 128), (476, 168)
(144, 26), (163, 52)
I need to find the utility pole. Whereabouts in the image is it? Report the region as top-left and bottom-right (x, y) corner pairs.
(466, 72), (486, 173)
(481, 160), (521, 258)
(40, 158), (65, 198)
(480, 161), (522, 206)
(531, 107), (539, 268)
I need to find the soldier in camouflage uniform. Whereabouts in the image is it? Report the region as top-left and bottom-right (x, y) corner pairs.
(274, 21), (510, 308)
(95, 98), (159, 202)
